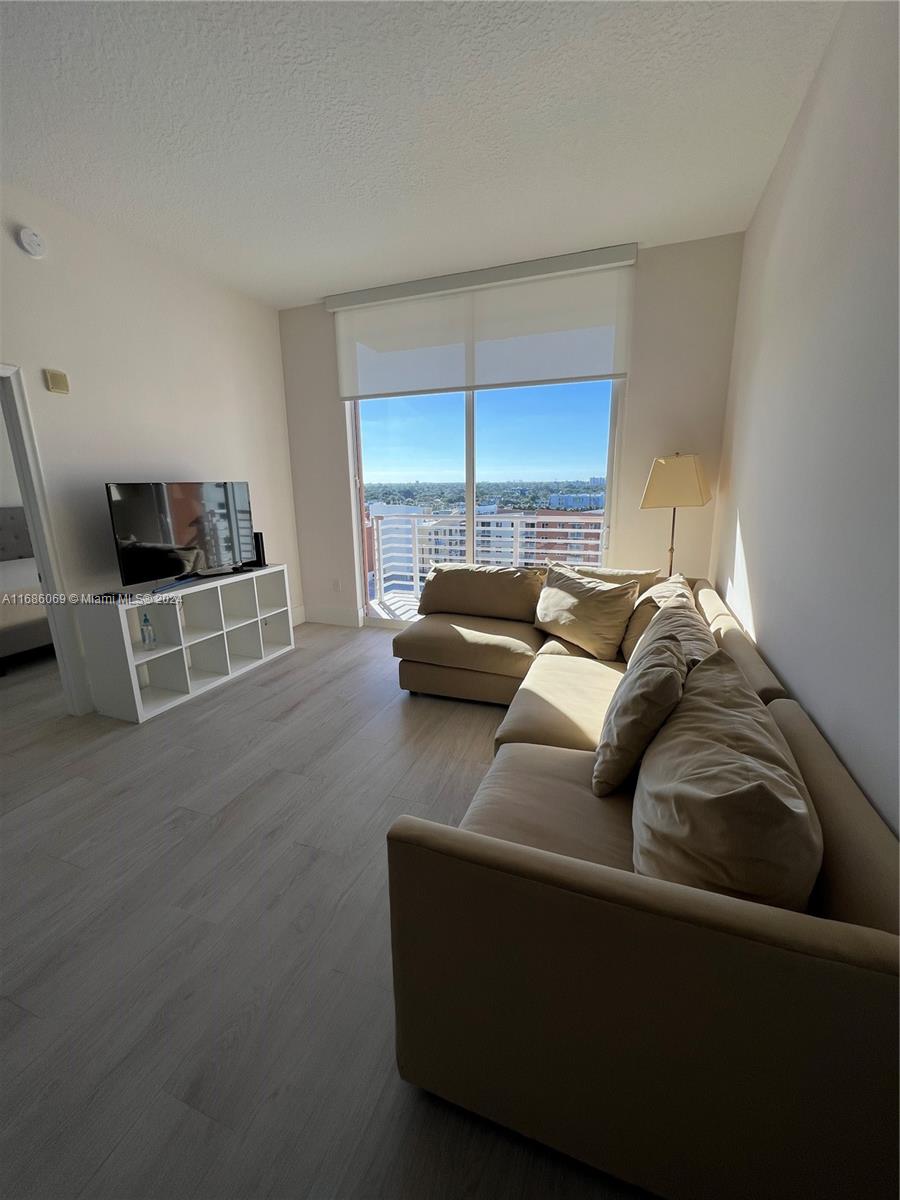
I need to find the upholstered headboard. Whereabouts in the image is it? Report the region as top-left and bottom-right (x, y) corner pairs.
(0, 507), (35, 562)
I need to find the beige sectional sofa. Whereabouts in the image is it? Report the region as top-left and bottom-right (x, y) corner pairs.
(388, 568), (899, 1200)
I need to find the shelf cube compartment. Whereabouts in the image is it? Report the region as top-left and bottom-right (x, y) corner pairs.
(261, 608), (292, 656)
(180, 587), (224, 643)
(256, 570), (289, 617)
(126, 600), (183, 661)
(226, 620), (263, 671)
(135, 647), (189, 717)
(185, 633), (229, 692)
(220, 577), (258, 629)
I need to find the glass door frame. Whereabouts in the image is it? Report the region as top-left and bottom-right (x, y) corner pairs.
(351, 377), (625, 622)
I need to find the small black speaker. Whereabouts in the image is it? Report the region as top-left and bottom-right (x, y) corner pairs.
(252, 531), (267, 569)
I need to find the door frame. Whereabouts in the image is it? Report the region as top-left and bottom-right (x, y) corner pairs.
(603, 378), (626, 563)
(0, 364), (93, 714)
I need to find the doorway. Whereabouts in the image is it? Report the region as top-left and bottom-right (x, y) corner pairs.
(0, 387), (55, 681)
(0, 365), (92, 714)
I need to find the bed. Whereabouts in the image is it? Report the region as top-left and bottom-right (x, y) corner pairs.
(0, 506), (52, 662)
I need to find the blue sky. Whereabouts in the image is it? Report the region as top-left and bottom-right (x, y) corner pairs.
(358, 379), (612, 483)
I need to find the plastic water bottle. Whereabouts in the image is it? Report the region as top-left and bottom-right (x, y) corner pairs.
(140, 612), (156, 648)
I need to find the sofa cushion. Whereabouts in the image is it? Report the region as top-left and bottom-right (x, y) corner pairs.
(535, 564), (638, 659)
(535, 634), (593, 659)
(494, 654), (627, 752)
(461, 742), (634, 871)
(631, 599), (717, 670)
(592, 633), (687, 797)
(633, 650), (823, 911)
(418, 563), (544, 622)
(621, 573), (695, 660)
(573, 565), (661, 596)
(392, 613), (544, 679)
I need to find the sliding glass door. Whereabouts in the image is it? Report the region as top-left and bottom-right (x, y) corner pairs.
(357, 392), (466, 617)
(356, 380), (616, 618)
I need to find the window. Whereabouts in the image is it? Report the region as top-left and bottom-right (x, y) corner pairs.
(356, 380), (617, 619)
(473, 380), (612, 574)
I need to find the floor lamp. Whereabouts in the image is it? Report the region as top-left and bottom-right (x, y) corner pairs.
(640, 453), (711, 577)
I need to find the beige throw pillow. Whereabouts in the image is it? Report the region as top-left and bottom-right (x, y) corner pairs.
(574, 565), (660, 597)
(535, 564), (638, 660)
(628, 597), (717, 669)
(633, 650), (823, 911)
(621, 574), (696, 661)
(592, 632), (687, 796)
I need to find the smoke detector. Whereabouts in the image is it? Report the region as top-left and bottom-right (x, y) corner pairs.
(17, 227), (46, 258)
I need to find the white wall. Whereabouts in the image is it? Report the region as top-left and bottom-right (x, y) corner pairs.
(279, 233), (743, 621)
(279, 303), (363, 626)
(712, 4), (898, 829)
(611, 234), (743, 578)
(0, 186), (303, 622)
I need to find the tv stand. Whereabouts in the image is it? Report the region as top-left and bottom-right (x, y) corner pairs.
(78, 565), (293, 722)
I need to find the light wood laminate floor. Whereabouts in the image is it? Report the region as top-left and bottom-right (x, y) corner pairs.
(1, 626), (646, 1200)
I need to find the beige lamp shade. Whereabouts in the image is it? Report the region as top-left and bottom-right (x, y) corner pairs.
(640, 453), (711, 510)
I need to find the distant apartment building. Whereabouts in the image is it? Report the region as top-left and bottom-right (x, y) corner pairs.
(367, 500), (514, 595)
(474, 509), (523, 565)
(532, 508), (604, 564)
(365, 500), (606, 599)
(548, 492), (605, 510)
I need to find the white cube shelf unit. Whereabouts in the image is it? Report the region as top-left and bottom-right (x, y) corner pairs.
(79, 565), (294, 722)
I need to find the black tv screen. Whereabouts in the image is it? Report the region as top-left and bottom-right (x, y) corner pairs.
(106, 481), (255, 586)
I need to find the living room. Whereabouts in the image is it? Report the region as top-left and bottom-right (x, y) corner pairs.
(0, 3), (897, 1199)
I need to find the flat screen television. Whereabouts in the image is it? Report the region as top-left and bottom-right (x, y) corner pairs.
(106, 481), (255, 587)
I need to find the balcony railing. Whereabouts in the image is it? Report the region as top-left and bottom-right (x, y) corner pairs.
(369, 512), (606, 602)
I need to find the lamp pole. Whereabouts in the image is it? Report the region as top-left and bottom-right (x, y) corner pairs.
(667, 507), (676, 578)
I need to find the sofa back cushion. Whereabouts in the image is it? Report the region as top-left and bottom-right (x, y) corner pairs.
(629, 598), (717, 670)
(692, 580), (787, 702)
(633, 650), (823, 911)
(621, 574), (696, 660)
(692, 579), (735, 631)
(535, 564), (638, 659)
(418, 563), (545, 622)
(715, 626), (786, 704)
(574, 565), (660, 596)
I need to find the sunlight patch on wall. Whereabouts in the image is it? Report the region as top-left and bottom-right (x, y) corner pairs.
(724, 512), (755, 638)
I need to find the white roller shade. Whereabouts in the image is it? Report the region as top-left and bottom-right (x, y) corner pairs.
(334, 265), (634, 400)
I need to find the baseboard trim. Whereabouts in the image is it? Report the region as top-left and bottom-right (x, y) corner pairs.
(364, 614), (410, 631)
(303, 603), (364, 628)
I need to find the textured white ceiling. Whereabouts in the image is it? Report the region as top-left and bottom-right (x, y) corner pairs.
(1, 2), (840, 308)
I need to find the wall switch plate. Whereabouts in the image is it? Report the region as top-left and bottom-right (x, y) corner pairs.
(43, 369), (70, 394)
